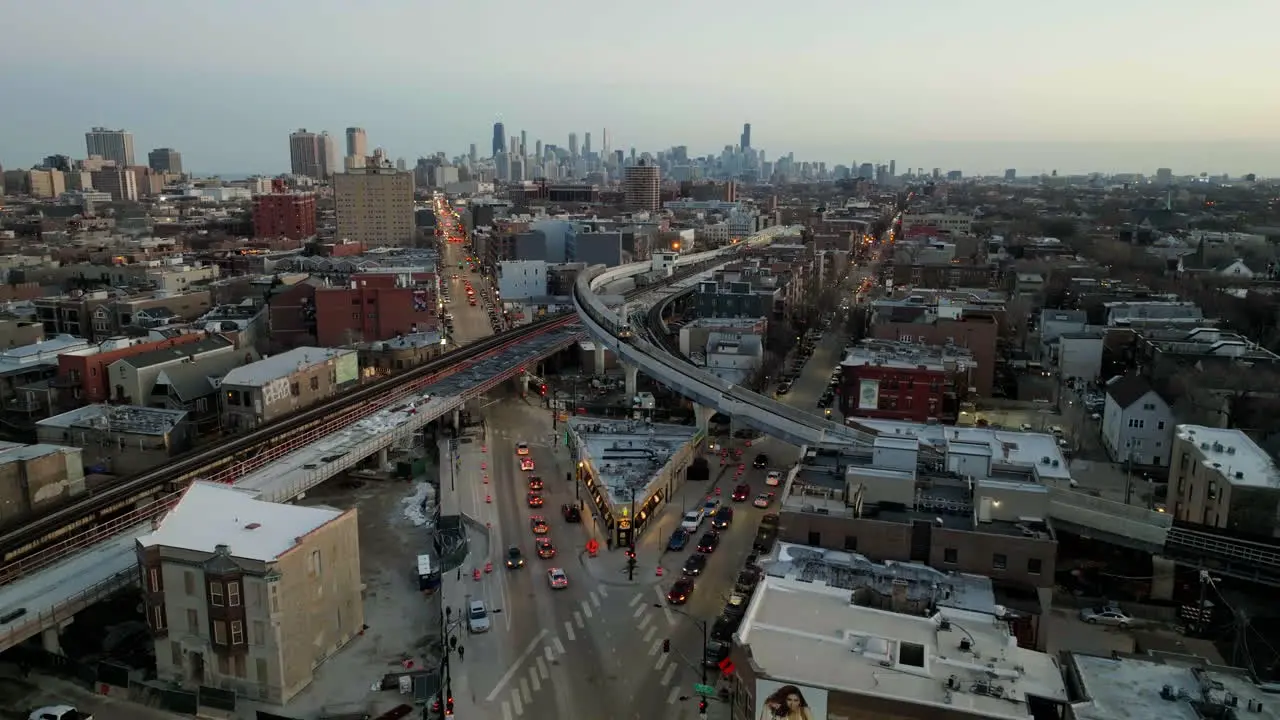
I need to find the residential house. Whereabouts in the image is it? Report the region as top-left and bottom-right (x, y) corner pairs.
(106, 335), (237, 405)
(54, 333), (208, 409)
(36, 405), (192, 476)
(0, 335), (92, 404)
(152, 351), (260, 433)
(1101, 374), (1177, 468)
(220, 347), (358, 431)
(0, 443), (87, 526)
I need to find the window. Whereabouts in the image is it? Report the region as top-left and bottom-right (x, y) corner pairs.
(843, 535), (858, 552)
(234, 654), (246, 678)
(148, 567), (160, 592)
(170, 640), (183, 668)
(993, 553), (1008, 570)
(152, 605), (166, 631)
(1027, 558), (1043, 575)
(209, 582), (224, 607)
(898, 642), (926, 668)
(183, 571), (195, 596)
(309, 550), (323, 578)
(310, 376), (319, 391)
(228, 581), (241, 607)
(943, 548), (958, 564)
(269, 583), (281, 614)
(1158, 421), (1166, 430)
(231, 620), (244, 645)
(186, 609), (199, 633)
(290, 382), (300, 397)
(806, 531), (820, 546)
(1143, 403), (1155, 411)
(213, 620), (227, 645)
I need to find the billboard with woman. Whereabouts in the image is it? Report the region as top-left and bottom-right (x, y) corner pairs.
(755, 679), (828, 720)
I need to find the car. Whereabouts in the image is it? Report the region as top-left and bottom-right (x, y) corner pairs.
(528, 476), (544, 491)
(527, 492), (544, 508)
(765, 471), (782, 486)
(467, 599), (491, 633)
(1078, 606), (1134, 628)
(697, 532), (720, 553)
(530, 516), (549, 534)
(468, 298), (477, 306)
(731, 484), (751, 502)
(562, 504), (582, 522)
(775, 383), (791, 396)
(703, 498), (720, 514)
(27, 707), (93, 720)
(547, 568), (569, 589)
(753, 454), (769, 469)
(680, 510), (703, 532)
(516, 442), (530, 456)
(682, 553), (708, 576)
(760, 512), (780, 530)
(520, 457), (535, 471)
(536, 537), (556, 558)
(712, 507), (734, 529)
(667, 529), (690, 551)
(753, 492), (775, 509)
(505, 546), (524, 569)
(667, 577), (695, 604)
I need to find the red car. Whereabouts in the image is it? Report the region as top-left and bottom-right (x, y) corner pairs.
(731, 484), (751, 502)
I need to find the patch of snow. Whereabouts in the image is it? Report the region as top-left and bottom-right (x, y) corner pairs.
(402, 481), (436, 528)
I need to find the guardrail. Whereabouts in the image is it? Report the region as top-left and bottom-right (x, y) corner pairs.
(0, 565), (138, 654)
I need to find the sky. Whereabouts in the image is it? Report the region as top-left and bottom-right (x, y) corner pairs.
(2, 0), (1279, 177)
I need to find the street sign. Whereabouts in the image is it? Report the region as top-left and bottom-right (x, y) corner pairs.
(694, 683), (716, 697)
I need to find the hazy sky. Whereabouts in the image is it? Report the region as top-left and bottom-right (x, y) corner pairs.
(2, 0), (1279, 176)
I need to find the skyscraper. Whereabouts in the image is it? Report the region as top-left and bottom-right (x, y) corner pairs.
(520, 130), (528, 158)
(290, 129), (337, 179)
(147, 148), (183, 174)
(741, 123), (751, 151)
(535, 140), (543, 161)
(492, 122), (506, 158)
(602, 128), (611, 158)
(85, 127), (135, 166)
(584, 132), (592, 155)
(623, 159), (660, 212)
(334, 165), (415, 246)
(469, 144), (478, 164)
(345, 127), (368, 158)
(569, 133), (579, 158)
(888, 160), (896, 177)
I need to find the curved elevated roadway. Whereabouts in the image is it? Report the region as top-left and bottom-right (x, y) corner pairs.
(573, 226), (881, 449)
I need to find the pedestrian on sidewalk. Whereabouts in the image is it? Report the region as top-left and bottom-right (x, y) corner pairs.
(457, 645), (465, 662)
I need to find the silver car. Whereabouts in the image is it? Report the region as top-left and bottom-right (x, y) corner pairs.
(1078, 606), (1134, 628)
(467, 599), (491, 633)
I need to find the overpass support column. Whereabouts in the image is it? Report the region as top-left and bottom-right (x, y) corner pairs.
(452, 408), (461, 430)
(519, 374), (530, 396)
(377, 447), (389, 469)
(594, 346), (607, 375)
(694, 403), (716, 434)
(1150, 555), (1176, 602)
(41, 627), (63, 656)
(624, 364), (638, 398)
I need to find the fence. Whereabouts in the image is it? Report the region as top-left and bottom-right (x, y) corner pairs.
(0, 566), (138, 653)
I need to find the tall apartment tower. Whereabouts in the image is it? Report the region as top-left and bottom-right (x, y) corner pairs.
(492, 122), (506, 158)
(584, 132), (592, 156)
(520, 130), (528, 158)
(602, 128), (611, 159)
(623, 159), (660, 212)
(147, 148), (183, 174)
(569, 133), (579, 158)
(333, 165), (415, 246)
(345, 127), (368, 158)
(468, 144), (478, 164)
(289, 129), (336, 179)
(741, 123), (751, 151)
(85, 127), (136, 166)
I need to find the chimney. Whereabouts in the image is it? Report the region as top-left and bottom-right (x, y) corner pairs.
(890, 579), (910, 613)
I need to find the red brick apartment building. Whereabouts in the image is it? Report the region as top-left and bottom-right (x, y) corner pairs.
(314, 273), (439, 346)
(840, 340), (976, 423)
(252, 192), (317, 240)
(54, 333), (206, 407)
(871, 314), (997, 397)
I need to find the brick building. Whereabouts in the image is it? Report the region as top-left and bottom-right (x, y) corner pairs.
(252, 192), (317, 241)
(54, 334), (207, 408)
(839, 340), (975, 423)
(313, 273), (438, 347)
(869, 302), (999, 397)
(220, 347), (358, 431)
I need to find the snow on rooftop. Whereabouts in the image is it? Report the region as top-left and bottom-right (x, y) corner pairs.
(569, 417), (699, 507)
(221, 346), (352, 387)
(856, 418), (1071, 481)
(1177, 424), (1280, 489)
(138, 482), (343, 562)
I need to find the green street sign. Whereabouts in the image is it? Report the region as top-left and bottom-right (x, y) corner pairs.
(694, 684), (716, 697)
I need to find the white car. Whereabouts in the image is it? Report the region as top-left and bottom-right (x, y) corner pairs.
(680, 510), (703, 532)
(467, 599), (491, 633)
(547, 568), (569, 589)
(29, 707), (92, 720)
(516, 442), (530, 456)
(520, 457), (535, 471)
(765, 471), (782, 487)
(753, 493), (774, 508)
(1079, 606), (1134, 628)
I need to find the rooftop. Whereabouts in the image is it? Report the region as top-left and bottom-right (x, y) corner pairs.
(116, 335), (233, 369)
(221, 347), (352, 387)
(854, 419), (1071, 482)
(1176, 425), (1280, 489)
(1069, 652), (1280, 720)
(137, 482), (345, 563)
(366, 331), (445, 351)
(0, 443), (80, 464)
(569, 417), (699, 507)
(37, 404), (187, 436)
(738, 574), (1066, 719)
(842, 339), (976, 372)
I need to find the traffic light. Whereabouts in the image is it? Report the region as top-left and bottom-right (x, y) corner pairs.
(445, 694), (455, 716)
(662, 638), (670, 653)
(699, 699), (708, 715)
(539, 383), (547, 396)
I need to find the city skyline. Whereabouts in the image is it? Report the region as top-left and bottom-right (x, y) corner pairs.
(1, 0), (1278, 176)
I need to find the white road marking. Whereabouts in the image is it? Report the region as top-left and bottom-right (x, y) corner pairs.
(564, 621), (576, 642)
(629, 592), (644, 607)
(511, 689), (524, 716)
(666, 684), (683, 705)
(503, 700), (514, 720)
(643, 624), (658, 645)
(655, 653), (668, 671)
(655, 585), (677, 626)
(552, 637), (566, 656)
(661, 660), (677, 687)
(633, 603), (646, 618)
(598, 584), (609, 598)
(536, 656), (549, 681)
(529, 664), (541, 692)
(589, 591), (602, 609)
(581, 600), (594, 618)
(485, 629), (550, 701)
(520, 678), (532, 703)
(648, 637), (662, 657)
(574, 610), (585, 628)
(543, 646), (555, 663)
(638, 613), (651, 632)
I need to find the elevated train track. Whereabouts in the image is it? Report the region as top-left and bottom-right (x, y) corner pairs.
(0, 256), (732, 586)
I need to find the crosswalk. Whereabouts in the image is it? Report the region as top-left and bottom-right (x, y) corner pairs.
(499, 585), (608, 719)
(629, 587), (687, 705)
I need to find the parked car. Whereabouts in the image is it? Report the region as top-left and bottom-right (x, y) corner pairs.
(467, 599), (491, 633)
(562, 504), (581, 523)
(667, 529), (690, 551)
(680, 510), (703, 532)
(1078, 605), (1135, 628)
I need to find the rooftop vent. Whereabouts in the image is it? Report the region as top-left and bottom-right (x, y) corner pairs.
(1201, 442), (1211, 450)
(1227, 446), (1237, 455)
(1236, 472), (1244, 480)
(1213, 443), (1225, 452)
(245, 522), (261, 530)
